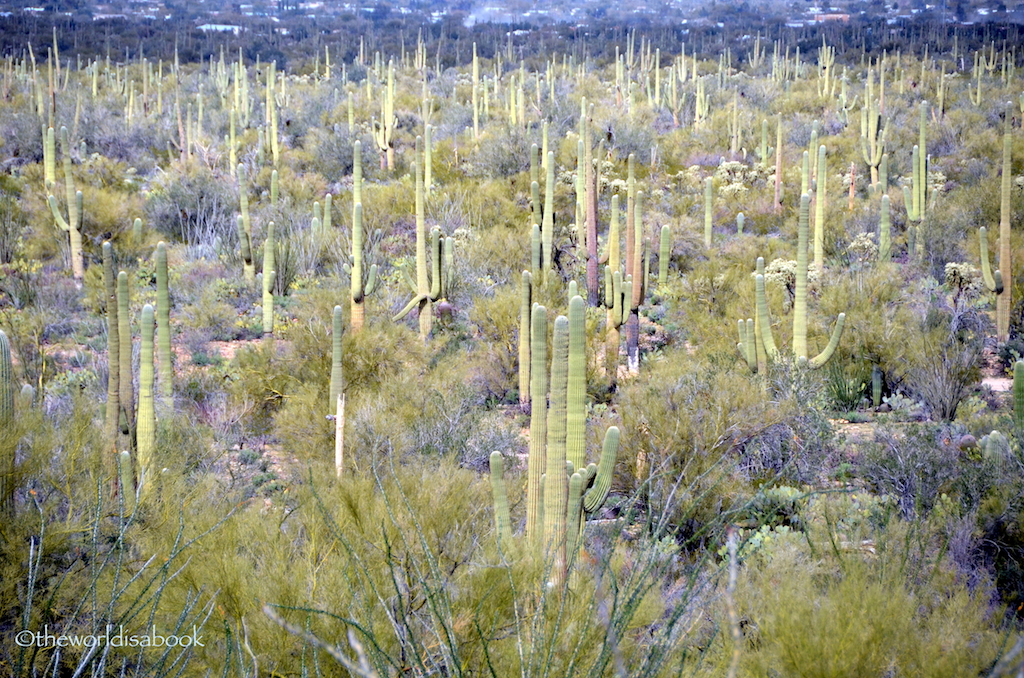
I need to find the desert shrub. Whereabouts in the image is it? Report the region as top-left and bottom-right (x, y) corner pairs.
(0, 175), (25, 264)
(146, 160), (236, 247)
(904, 293), (987, 421)
(465, 126), (530, 179)
(728, 502), (1003, 677)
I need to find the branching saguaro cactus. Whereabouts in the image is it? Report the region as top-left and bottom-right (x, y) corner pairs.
(345, 203), (378, 332)
(373, 60), (396, 171)
(393, 138), (454, 339)
(490, 296), (619, 584)
(47, 126), (84, 280)
(979, 226), (1005, 298)
(860, 69), (889, 189)
(739, 196), (846, 370)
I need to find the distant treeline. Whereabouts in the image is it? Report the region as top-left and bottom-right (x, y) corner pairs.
(0, 9), (1021, 70)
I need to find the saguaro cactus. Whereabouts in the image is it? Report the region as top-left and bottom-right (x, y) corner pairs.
(979, 226), (1005, 298)
(329, 305), (344, 407)
(117, 271), (135, 439)
(346, 203), (378, 332)
(744, 195), (845, 369)
(0, 330), (14, 516)
(491, 295), (620, 583)
(518, 271), (532, 406)
(137, 304), (156, 493)
(996, 105), (1012, 342)
(262, 222), (276, 336)
(237, 164), (255, 284)
(393, 139), (453, 339)
(373, 60), (397, 170)
(103, 242), (120, 456)
(48, 126), (84, 280)
(155, 242), (172, 410)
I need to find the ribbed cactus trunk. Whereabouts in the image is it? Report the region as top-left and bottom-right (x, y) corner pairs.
(415, 144), (432, 339)
(813, 145), (826, 270)
(878, 195), (891, 262)
(103, 243), (120, 474)
(237, 164), (255, 284)
(331, 305), (345, 477)
(0, 331), (14, 517)
(793, 194), (811, 360)
(543, 315), (570, 584)
(155, 242), (172, 410)
(626, 192), (645, 373)
(262, 222), (276, 336)
(997, 109), (1012, 342)
(350, 203), (370, 332)
(542, 150), (554, 285)
(584, 108), (599, 306)
(518, 271), (532, 406)
(1014, 361), (1024, 431)
(566, 296), (586, 472)
(526, 304), (547, 545)
(117, 271), (135, 445)
(137, 304), (155, 495)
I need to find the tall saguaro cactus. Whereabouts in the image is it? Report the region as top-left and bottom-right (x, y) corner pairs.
(744, 195), (845, 369)
(393, 138), (453, 339)
(47, 126), (84, 280)
(137, 304), (156, 494)
(997, 104), (1013, 342)
(103, 242), (120, 456)
(262, 222), (276, 336)
(155, 242), (172, 410)
(330, 305), (345, 477)
(373, 60), (397, 171)
(492, 295), (620, 584)
(0, 330), (14, 517)
(117, 271), (135, 441)
(237, 164), (255, 284)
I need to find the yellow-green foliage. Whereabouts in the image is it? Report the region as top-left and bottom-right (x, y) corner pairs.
(717, 496), (1005, 677)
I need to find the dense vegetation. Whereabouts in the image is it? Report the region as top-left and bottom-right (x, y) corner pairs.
(0, 18), (1023, 676)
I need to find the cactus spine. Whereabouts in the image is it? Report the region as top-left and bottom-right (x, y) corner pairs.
(155, 242), (172, 410)
(47, 126), (84, 280)
(137, 304), (155, 494)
